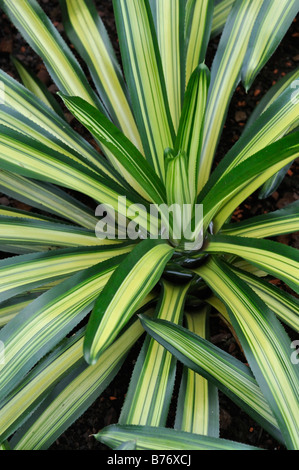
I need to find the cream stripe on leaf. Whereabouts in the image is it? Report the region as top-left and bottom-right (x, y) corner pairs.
(0, 217), (115, 249)
(204, 235), (299, 295)
(139, 314), (281, 443)
(0, 328), (85, 442)
(241, 0), (299, 91)
(61, 95), (166, 204)
(197, 131), (299, 234)
(0, 255), (123, 402)
(197, 257), (299, 450)
(0, 1), (135, 182)
(198, 0), (263, 192)
(229, 265), (299, 332)
(11, 56), (66, 119)
(0, 0), (103, 109)
(0, 206), (57, 223)
(0, 127), (156, 235)
(84, 239), (174, 364)
(246, 67), (299, 130)
(119, 279), (190, 426)
(0, 294), (38, 327)
(0, 244), (133, 303)
(95, 424), (261, 450)
(211, 0), (234, 38)
(200, 83), (299, 202)
(175, 307), (219, 437)
(60, 0), (142, 151)
(0, 106), (102, 176)
(0, 170), (98, 230)
(221, 200), (299, 238)
(150, 0), (186, 131)
(0, 70), (116, 179)
(113, 0), (175, 180)
(184, 0), (214, 85)
(10, 319), (145, 450)
(175, 64), (210, 201)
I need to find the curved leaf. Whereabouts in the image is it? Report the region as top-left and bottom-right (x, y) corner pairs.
(138, 314), (282, 442)
(119, 279), (189, 426)
(113, 0), (175, 180)
(241, 1), (299, 90)
(204, 235), (299, 294)
(95, 424), (261, 450)
(0, 255), (123, 401)
(221, 200), (299, 238)
(61, 95), (166, 204)
(184, 0), (213, 87)
(175, 307), (219, 437)
(10, 319), (145, 450)
(0, 0), (102, 108)
(60, 0), (142, 150)
(11, 56), (65, 119)
(197, 257), (299, 449)
(84, 239), (174, 364)
(150, 0), (186, 131)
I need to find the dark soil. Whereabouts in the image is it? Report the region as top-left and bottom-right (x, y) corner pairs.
(0, 0), (298, 451)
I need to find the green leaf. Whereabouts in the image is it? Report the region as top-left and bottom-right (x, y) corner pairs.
(198, 131), (299, 232)
(197, 257), (299, 449)
(0, 70), (116, 178)
(11, 56), (66, 119)
(60, 0), (142, 150)
(185, 0), (214, 85)
(229, 265), (299, 331)
(0, 217), (115, 249)
(113, 0), (175, 180)
(139, 314), (281, 443)
(0, 441), (10, 450)
(211, 0), (234, 38)
(150, 0), (186, 131)
(10, 319), (145, 450)
(0, 205), (58, 223)
(221, 200), (299, 238)
(0, 0), (103, 108)
(175, 307), (219, 437)
(119, 279), (189, 426)
(95, 424), (262, 450)
(0, 127), (154, 234)
(175, 64), (210, 201)
(258, 162), (294, 199)
(0, 294), (38, 327)
(0, 328), (85, 442)
(60, 95), (167, 204)
(84, 239), (174, 364)
(246, 67), (299, 129)
(241, 1), (299, 90)
(115, 441), (137, 451)
(0, 105), (103, 176)
(200, 83), (299, 202)
(204, 235), (299, 294)
(0, 170), (98, 230)
(0, 255), (123, 401)
(198, 0), (264, 191)
(0, 244), (132, 303)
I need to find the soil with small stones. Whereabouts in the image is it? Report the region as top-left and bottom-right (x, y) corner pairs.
(0, 0), (298, 451)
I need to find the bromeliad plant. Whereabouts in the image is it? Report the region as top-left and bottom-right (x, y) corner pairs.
(0, 0), (298, 451)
